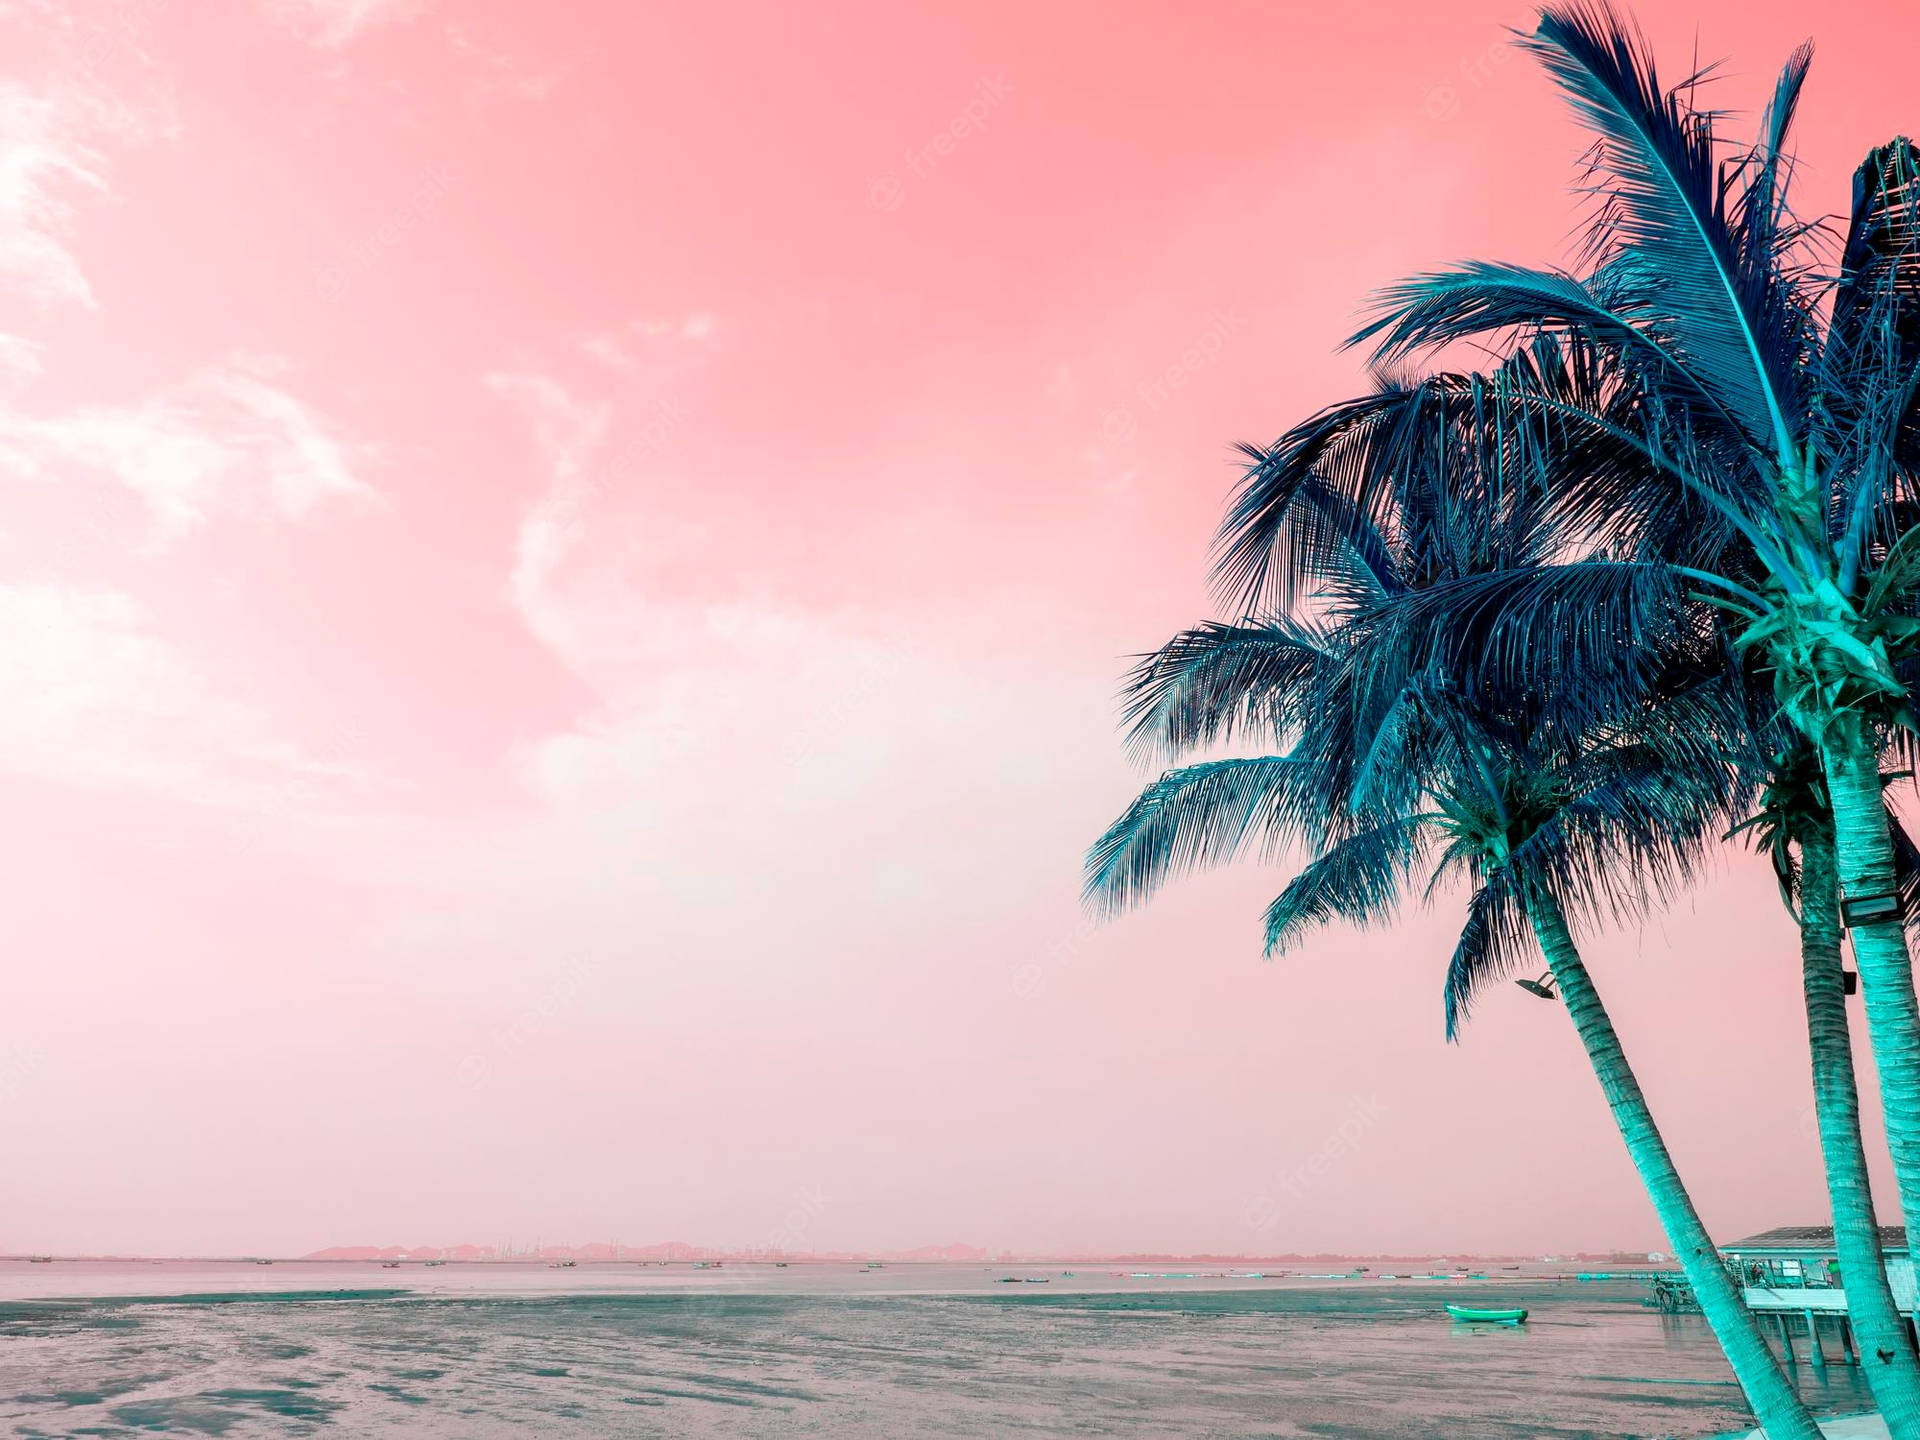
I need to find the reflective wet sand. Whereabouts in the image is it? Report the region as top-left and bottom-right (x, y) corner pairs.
(0, 1262), (1873, 1437)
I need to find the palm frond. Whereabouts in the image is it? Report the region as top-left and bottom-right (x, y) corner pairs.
(1525, 0), (1808, 466)
(1261, 816), (1434, 956)
(1443, 872), (1536, 1041)
(1830, 138), (1920, 375)
(1212, 386), (1425, 613)
(1338, 560), (1690, 737)
(1119, 620), (1334, 762)
(1084, 757), (1318, 917)
(1892, 809), (1920, 929)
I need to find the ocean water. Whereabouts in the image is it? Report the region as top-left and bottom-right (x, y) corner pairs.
(0, 1262), (1877, 1438)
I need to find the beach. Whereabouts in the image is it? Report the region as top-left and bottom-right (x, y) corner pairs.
(0, 1261), (1875, 1437)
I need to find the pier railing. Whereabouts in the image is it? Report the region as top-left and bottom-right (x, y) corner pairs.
(1729, 1256), (1840, 1291)
(1644, 1254), (1828, 1314)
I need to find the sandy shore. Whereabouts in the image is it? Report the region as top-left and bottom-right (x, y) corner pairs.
(1738, 1416), (1885, 1439)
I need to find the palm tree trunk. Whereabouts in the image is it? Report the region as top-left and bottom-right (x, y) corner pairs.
(1801, 827), (1920, 1438)
(1528, 891), (1821, 1440)
(1821, 730), (1920, 1231)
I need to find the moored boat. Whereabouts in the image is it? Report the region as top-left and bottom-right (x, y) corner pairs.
(1445, 1303), (1528, 1324)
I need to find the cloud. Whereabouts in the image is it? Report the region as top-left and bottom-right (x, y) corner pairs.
(0, 334), (44, 393)
(262, 0), (422, 48)
(0, 81), (108, 308)
(446, 23), (566, 102)
(484, 370), (608, 665)
(580, 314), (716, 375)
(0, 0), (186, 309)
(0, 583), (362, 805)
(485, 369), (1001, 821)
(0, 360), (375, 540)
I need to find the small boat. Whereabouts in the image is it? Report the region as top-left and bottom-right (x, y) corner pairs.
(381, 1261), (401, 1269)
(1446, 1303), (1529, 1324)
(27, 1256), (52, 1264)
(1023, 1277), (1050, 1284)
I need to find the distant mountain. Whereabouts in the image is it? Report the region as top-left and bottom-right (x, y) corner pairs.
(301, 1239), (990, 1263)
(298, 1241), (1648, 1266)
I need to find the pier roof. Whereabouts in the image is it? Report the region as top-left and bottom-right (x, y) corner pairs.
(1722, 1226), (1907, 1253)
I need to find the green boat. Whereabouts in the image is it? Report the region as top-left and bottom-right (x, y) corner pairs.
(1445, 1304), (1528, 1324)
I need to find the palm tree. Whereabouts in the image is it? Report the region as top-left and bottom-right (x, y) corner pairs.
(1221, 352), (1920, 1426)
(1734, 745), (1920, 1430)
(1091, 636), (1817, 1438)
(1296, 2), (1920, 1236)
(1088, 445), (1823, 1438)
(1214, 22), (1920, 1418)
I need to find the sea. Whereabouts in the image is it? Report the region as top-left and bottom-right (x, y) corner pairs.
(0, 1260), (1877, 1438)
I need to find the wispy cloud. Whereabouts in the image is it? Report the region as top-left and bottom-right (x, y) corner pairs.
(485, 369), (974, 817)
(446, 23), (566, 102)
(580, 313), (717, 375)
(0, 334), (45, 393)
(0, 360), (376, 540)
(0, 583), (365, 806)
(484, 370), (608, 665)
(0, 80), (108, 308)
(261, 0), (422, 49)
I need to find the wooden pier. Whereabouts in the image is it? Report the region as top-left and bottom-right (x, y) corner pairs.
(1711, 1225), (1917, 1368)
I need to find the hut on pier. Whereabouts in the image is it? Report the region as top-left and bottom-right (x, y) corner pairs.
(1719, 1225), (1914, 1365)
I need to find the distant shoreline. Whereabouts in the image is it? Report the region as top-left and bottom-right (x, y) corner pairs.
(1, 1251), (1679, 1267)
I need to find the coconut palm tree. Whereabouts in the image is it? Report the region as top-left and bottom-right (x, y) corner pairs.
(1289, 2), (1920, 1236)
(1215, 347), (1920, 1426)
(1087, 438), (1822, 1438)
(1733, 744), (1920, 1430)
(1200, 5), (1920, 1413)
(1091, 636), (1818, 1438)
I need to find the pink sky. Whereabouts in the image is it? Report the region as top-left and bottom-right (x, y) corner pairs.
(4, 0), (1918, 1259)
